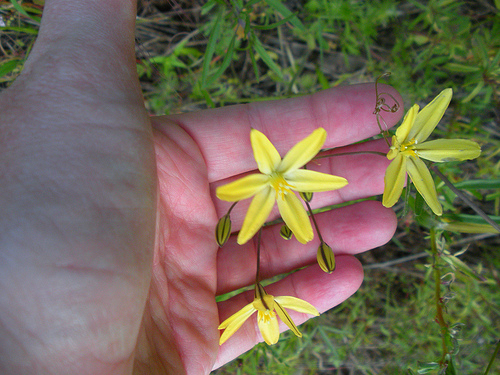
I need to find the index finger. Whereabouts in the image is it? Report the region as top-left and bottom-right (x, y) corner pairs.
(153, 83), (402, 182)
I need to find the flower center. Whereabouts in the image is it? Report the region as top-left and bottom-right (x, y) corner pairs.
(270, 173), (295, 200)
(258, 309), (276, 324)
(399, 138), (418, 157)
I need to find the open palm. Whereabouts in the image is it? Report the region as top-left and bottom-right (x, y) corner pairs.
(0, 1), (402, 374)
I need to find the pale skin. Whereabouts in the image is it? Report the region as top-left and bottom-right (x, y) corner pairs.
(0, 1), (403, 374)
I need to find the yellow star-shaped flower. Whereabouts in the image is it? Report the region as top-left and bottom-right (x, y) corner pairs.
(218, 283), (319, 345)
(383, 88), (481, 215)
(216, 128), (348, 244)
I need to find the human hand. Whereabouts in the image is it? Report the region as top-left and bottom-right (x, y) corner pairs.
(0, 1), (402, 374)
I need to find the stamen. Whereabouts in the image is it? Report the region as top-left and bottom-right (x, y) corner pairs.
(258, 310), (276, 324)
(270, 173), (296, 200)
(400, 139), (418, 157)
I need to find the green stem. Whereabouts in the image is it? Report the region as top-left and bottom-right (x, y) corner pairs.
(314, 150), (387, 160)
(227, 201), (238, 215)
(255, 228), (263, 284)
(483, 339), (500, 375)
(304, 200), (324, 243)
(430, 228), (449, 365)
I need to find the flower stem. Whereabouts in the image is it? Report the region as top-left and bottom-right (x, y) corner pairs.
(483, 339), (500, 375)
(227, 201), (238, 215)
(430, 228), (450, 366)
(255, 228), (263, 284)
(305, 200), (324, 243)
(314, 150), (387, 160)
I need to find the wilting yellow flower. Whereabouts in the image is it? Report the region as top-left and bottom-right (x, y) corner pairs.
(218, 283), (319, 345)
(383, 88), (481, 216)
(216, 128), (348, 244)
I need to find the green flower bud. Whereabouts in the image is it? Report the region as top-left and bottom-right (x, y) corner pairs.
(280, 224), (293, 240)
(317, 242), (335, 273)
(299, 191), (313, 202)
(216, 214), (232, 247)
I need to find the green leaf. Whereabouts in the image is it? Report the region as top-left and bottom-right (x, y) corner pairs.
(462, 80), (485, 103)
(414, 188), (425, 216)
(453, 179), (500, 190)
(444, 62), (481, 73)
(0, 26), (39, 34)
(9, 0), (41, 23)
(417, 362), (440, 374)
(316, 67), (329, 90)
(444, 356), (457, 375)
(201, 88), (215, 108)
(0, 59), (21, 78)
(248, 46), (260, 80)
(201, 8), (224, 88)
(206, 33), (237, 87)
(252, 11), (301, 30)
(441, 251), (487, 281)
(251, 33), (284, 79)
(264, 0), (306, 31)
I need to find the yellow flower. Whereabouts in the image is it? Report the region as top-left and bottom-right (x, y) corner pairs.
(383, 88), (481, 216)
(216, 128), (348, 244)
(218, 283), (319, 345)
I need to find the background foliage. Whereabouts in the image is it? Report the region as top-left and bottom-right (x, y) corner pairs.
(1, 0), (499, 373)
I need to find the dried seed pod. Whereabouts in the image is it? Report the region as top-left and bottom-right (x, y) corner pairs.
(215, 214), (232, 247)
(280, 224), (293, 240)
(317, 242), (335, 273)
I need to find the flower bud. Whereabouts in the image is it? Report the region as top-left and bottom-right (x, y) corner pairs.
(215, 214), (232, 247)
(317, 242), (335, 273)
(280, 224), (293, 240)
(299, 191), (313, 202)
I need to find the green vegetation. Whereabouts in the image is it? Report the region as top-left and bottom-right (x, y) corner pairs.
(1, 0), (499, 373)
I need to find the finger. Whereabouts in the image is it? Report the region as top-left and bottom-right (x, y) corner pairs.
(216, 200), (395, 295)
(212, 138), (391, 229)
(19, 0), (142, 108)
(152, 83), (403, 182)
(213, 255), (363, 370)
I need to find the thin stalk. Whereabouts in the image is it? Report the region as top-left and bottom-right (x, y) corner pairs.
(430, 228), (449, 366)
(304, 200), (324, 243)
(314, 150), (387, 160)
(255, 228), (263, 284)
(227, 201), (238, 215)
(483, 339), (500, 375)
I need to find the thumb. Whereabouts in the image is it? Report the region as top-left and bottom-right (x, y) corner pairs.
(20, 0), (142, 105)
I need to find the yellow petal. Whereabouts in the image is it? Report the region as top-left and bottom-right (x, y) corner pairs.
(408, 88), (453, 143)
(276, 192), (313, 244)
(253, 294), (275, 312)
(407, 156), (443, 216)
(274, 301), (301, 337)
(251, 129), (281, 175)
(237, 187), (276, 244)
(285, 169), (348, 192)
(416, 139), (481, 162)
(382, 154), (407, 208)
(387, 136), (400, 160)
(395, 104), (419, 144)
(257, 311), (280, 345)
(274, 296), (320, 316)
(278, 128), (327, 174)
(218, 303), (256, 345)
(216, 173), (269, 201)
